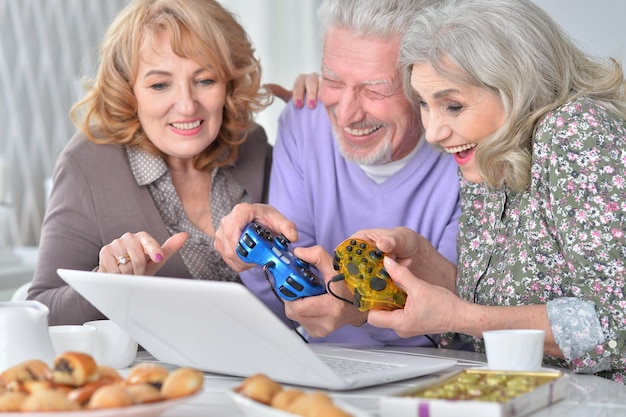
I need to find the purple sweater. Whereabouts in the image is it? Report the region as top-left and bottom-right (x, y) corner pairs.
(241, 104), (461, 347)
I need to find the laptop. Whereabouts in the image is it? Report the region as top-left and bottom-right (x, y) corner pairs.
(57, 268), (456, 390)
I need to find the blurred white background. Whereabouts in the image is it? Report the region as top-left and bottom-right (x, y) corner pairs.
(0, 0), (624, 247)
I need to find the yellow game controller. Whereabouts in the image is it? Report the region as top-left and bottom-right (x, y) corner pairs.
(332, 238), (406, 311)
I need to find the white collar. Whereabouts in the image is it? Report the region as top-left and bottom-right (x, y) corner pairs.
(359, 136), (424, 184)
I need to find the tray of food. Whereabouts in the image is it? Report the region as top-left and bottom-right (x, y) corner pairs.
(0, 351), (203, 415)
(380, 368), (568, 417)
(231, 373), (371, 417)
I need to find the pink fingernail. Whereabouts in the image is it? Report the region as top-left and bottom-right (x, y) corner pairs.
(308, 100), (316, 109)
(154, 253), (163, 262)
(295, 99), (303, 108)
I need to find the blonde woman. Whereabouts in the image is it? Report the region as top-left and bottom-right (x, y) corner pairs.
(29, 0), (272, 325)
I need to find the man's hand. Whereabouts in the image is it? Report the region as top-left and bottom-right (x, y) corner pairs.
(214, 203), (297, 272)
(284, 245), (367, 338)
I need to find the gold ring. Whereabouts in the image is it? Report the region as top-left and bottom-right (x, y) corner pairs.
(117, 255), (131, 266)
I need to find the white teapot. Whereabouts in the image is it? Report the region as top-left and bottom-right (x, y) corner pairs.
(0, 300), (55, 370)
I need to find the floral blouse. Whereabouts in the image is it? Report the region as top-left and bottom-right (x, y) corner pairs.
(445, 97), (626, 383)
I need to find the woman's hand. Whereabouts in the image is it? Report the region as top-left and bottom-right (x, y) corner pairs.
(265, 72), (321, 108)
(367, 256), (462, 337)
(97, 231), (188, 275)
(353, 226), (421, 266)
(352, 227), (457, 291)
(369, 256), (561, 357)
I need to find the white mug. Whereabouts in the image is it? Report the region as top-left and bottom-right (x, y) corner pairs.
(84, 320), (138, 369)
(48, 324), (97, 356)
(483, 329), (545, 371)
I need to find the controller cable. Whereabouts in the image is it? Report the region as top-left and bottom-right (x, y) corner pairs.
(262, 263), (309, 343)
(326, 274), (355, 305)
(326, 273), (439, 349)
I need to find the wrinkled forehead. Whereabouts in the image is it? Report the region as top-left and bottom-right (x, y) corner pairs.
(322, 27), (402, 86)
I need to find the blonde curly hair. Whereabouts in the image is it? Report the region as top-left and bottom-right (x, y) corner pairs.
(71, 0), (271, 171)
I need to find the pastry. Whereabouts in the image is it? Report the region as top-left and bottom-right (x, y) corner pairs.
(306, 402), (354, 417)
(0, 359), (51, 385)
(67, 380), (113, 406)
(0, 354), (204, 412)
(160, 367), (204, 399)
(270, 388), (305, 411)
(125, 362), (169, 389)
(235, 374), (353, 417)
(87, 384), (133, 409)
(51, 351), (98, 387)
(97, 365), (123, 383)
(20, 388), (80, 412)
(125, 383), (164, 404)
(66, 367), (123, 406)
(18, 378), (55, 394)
(0, 391), (28, 411)
(286, 391), (334, 416)
(234, 373), (282, 405)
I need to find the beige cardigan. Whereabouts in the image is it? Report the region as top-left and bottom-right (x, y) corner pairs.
(28, 125), (271, 325)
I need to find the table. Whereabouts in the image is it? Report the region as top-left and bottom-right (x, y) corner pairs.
(126, 347), (626, 417)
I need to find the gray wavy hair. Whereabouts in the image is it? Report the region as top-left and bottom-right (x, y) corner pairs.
(400, 0), (626, 191)
(318, 0), (439, 41)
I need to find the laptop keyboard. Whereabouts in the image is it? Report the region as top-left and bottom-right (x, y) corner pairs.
(319, 355), (402, 377)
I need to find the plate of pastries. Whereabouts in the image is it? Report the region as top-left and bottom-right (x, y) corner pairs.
(230, 373), (371, 417)
(0, 351), (203, 415)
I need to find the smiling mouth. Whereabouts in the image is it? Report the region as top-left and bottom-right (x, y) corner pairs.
(445, 143), (477, 156)
(171, 120), (202, 130)
(344, 123), (383, 137)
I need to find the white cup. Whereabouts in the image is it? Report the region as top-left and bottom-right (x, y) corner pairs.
(48, 325), (97, 356)
(483, 329), (545, 371)
(84, 320), (138, 369)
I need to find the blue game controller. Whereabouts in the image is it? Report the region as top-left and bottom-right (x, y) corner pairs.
(236, 222), (326, 300)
